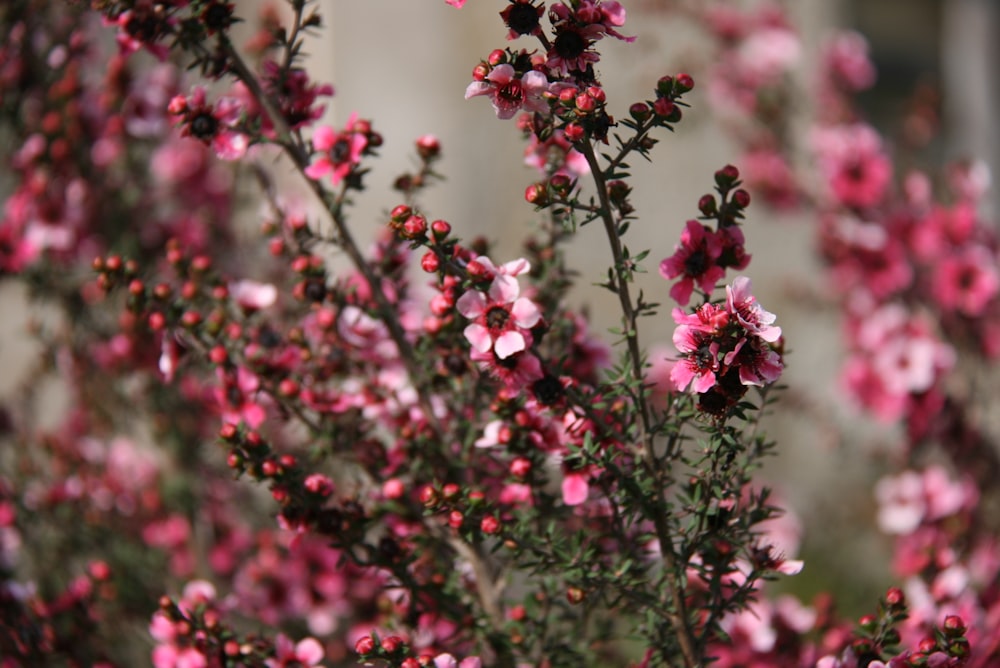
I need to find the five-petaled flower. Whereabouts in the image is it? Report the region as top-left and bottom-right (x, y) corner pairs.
(457, 257), (542, 359)
(465, 64), (550, 120)
(305, 113), (368, 185)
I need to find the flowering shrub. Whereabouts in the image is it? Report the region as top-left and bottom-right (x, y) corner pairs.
(0, 1), (995, 667)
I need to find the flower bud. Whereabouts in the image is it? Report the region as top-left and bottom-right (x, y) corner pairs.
(416, 134), (440, 160)
(943, 615), (967, 637)
(629, 102), (651, 122)
(563, 123), (584, 143)
(675, 73), (694, 92)
(481, 515), (501, 534)
(715, 164), (741, 188)
(421, 251), (440, 273)
(698, 194), (717, 216)
(354, 635), (375, 656)
(732, 189), (751, 208)
(525, 182), (548, 206)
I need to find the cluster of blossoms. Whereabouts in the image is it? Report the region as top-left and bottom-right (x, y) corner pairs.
(670, 276), (782, 414)
(1, 0), (998, 666)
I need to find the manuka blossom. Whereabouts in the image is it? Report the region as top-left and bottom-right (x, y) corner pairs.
(811, 123), (893, 209)
(168, 87), (249, 161)
(456, 257), (542, 359)
(465, 64), (549, 120)
(670, 278), (783, 400)
(659, 220), (727, 306)
(930, 244), (1000, 317)
(546, 1), (635, 77)
(305, 114), (368, 185)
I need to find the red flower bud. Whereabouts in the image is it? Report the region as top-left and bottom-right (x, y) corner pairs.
(431, 219), (451, 240)
(381, 635), (404, 653)
(421, 251), (440, 273)
(525, 182), (548, 206)
(481, 515), (501, 534)
(354, 635), (375, 656)
(732, 189), (751, 208)
(563, 123), (584, 143)
(675, 73), (695, 92)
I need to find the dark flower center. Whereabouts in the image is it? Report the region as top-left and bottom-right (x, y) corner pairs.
(506, 4), (541, 35)
(553, 29), (587, 60)
(331, 137), (351, 163)
(125, 13), (161, 42)
(684, 249), (708, 277)
(497, 80), (525, 105)
(189, 112), (219, 139)
(532, 375), (564, 405)
(202, 3), (233, 32)
(486, 306), (510, 329)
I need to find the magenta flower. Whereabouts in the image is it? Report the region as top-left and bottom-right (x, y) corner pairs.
(659, 220), (726, 306)
(305, 114), (368, 185)
(457, 257), (542, 359)
(811, 123), (892, 209)
(465, 65), (549, 120)
(931, 244), (1000, 316)
(168, 87), (249, 161)
(670, 314), (723, 393)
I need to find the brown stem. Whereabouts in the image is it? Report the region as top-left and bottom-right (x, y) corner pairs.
(579, 139), (701, 668)
(222, 39), (444, 439)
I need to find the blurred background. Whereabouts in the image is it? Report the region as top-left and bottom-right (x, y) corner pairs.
(2, 0), (998, 616)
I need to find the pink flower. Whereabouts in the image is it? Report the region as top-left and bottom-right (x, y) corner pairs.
(465, 65), (549, 120)
(726, 277), (781, 342)
(229, 279), (278, 311)
(169, 87), (249, 161)
(445, 0), (466, 7)
(266, 634), (324, 667)
(457, 258), (541, 359)
(659, 220), (726, 306)
(812, 123), (893, 209)
(305, 114), (368, 185)
(931, 244), (1000, 316)
(670, 308), (724, 393)
(822, 31), (876, 92)
(562, 471), (590, 506)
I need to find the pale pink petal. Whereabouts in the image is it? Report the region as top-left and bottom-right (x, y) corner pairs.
(465, 81), (491, 100)
(562, 472), (589, 505)
(510, 297), (541, 328)
(501, 257), (531, 276)
(494, 330), (526, 359)
(464, 323), (494, 353)
(456, 290), (487, 318)
(295, 638), (324, 664)
(489, 274), (520, 303)
(776, 559), (804, 575)
(459, 659), (482, 668)
(485, 64), (515, 85)
(434, 654), (458, 668)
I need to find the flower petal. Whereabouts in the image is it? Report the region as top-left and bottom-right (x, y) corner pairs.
(494, 330), (526, 359)
(562, 472), (589, 505)
(464, 323), (493, 353)
(510, 297), (541, 328)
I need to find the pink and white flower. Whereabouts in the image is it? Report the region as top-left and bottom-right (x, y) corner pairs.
(457, 257), (542, 359)
(465, 65), (549, 120)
